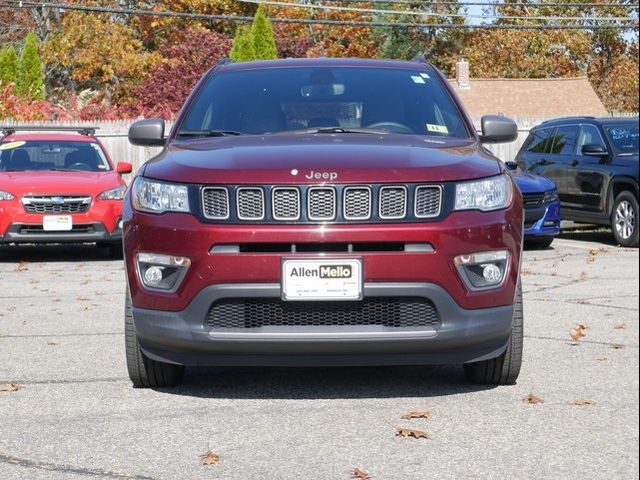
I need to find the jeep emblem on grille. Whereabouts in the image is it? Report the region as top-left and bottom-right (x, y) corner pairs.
(305, 170), (338, 181)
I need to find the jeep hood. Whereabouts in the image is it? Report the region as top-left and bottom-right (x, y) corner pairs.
(143, 135), (503, 184)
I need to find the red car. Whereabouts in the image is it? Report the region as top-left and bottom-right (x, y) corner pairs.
(0, 126), (131, 256)
(124, 58), (522, 388)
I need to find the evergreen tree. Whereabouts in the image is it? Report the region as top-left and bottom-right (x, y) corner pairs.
(16, 32), (45, 99)
(230, 26), (256, 62)
(251, 6), (277, 60)
(0, 45), (19, 86)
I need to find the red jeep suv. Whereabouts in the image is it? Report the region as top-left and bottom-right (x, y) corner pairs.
(124, 58), (523, 388)
(0, 126), (132, 256)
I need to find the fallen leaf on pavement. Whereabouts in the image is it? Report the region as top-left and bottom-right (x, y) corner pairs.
(570, 324), (587, 342)
(523, 393), (544, 404)
(199, 450), (219, 466)
(14, 261), (28, 272)
(0, 383), (25, 392)
(395, 427), (431, 439)
(567, 399), (595, 406)
(614, 323), (626, 330)
(611, 344), (625, 350)
(401, 410), (432, 420)
(351, 468), (371, 479)
(595, 355), (609, 361)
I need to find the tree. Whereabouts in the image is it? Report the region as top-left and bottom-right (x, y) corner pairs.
(251, 5), (277, 60)
(16, 32), (45, 99)
(0, 45), (18, 86)
(124, 28), (232, 118)
(230, 26), (256, 62)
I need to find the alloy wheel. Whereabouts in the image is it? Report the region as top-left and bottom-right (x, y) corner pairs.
(615, 200), (636, 240)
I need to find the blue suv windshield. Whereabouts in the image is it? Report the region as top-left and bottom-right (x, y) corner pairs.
(604, 123), (639, 155)
(177, 66), (470, 138)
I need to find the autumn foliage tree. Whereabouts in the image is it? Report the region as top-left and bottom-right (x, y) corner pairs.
(124, 28), (232, 118)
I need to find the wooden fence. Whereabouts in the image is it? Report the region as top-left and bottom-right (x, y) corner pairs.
(1, 114), (636, 172)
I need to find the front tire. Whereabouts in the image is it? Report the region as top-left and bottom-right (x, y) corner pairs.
(464, 282), (523, 385)
(611, 191), (639, 247)
(125, 292), (184, 388)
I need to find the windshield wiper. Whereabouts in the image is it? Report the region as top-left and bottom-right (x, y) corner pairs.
(306, 127), (388, 135)
(177, 130), (242, 138)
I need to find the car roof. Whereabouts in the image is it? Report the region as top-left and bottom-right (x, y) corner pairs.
(1, 133), (98, 143)
(216, 57), (431, 73)
(535, 116), (639, 129)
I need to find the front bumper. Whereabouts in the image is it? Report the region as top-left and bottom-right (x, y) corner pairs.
(133, 282), (514, 367)
(1, 221), (122, 244)
(524, 200), (561, 238)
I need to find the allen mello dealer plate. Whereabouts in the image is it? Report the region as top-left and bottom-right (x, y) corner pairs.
(43, 215), (73, 231)
(281, 258), (363, 301)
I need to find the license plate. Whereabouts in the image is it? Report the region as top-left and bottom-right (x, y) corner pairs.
(281, 258), (363, 301)
(43, 215), (73, 231)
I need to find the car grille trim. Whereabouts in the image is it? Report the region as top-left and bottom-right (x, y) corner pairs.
(22, 195), (92, 214)
(207, 297), (441, 329)
(199, 184), (444, 223)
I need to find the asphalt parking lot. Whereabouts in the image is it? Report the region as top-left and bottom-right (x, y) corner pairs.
(0, 232), (638, 480)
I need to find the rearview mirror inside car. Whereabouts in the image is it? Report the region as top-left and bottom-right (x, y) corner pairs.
(479, 115), (518, 144)
(581, 144), (608, 156)
(116, 162), (133, 174)
(128, 118), (165, 147)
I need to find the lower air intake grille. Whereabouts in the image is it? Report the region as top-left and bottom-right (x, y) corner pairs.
(207, 297), (440, 329)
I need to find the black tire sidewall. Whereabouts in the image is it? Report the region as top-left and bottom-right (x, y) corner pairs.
(611, 192), (639, 247)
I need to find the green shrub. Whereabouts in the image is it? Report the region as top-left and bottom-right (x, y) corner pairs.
(230, 26), (257, 62)
(16, 32), (45, 99)
(0, 45), (18, 86)
(251, 6), (277, 60)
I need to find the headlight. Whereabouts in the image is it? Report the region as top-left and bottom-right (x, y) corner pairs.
(0, 190), (14, 201)
(98, 185), (126, 200)
(132, 177), (190, 214)
(455, 174), (513, 212)
(543, 189), (558, 203)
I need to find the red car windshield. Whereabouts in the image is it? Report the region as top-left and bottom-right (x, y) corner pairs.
(0, 140), (111, 172)
(177, 66), (471, 138)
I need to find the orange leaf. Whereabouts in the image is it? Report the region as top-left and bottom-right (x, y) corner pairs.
(0, 383), (25, 392)
(595, 355), (609, 361)
(614, 323), (626, 330)
(395, 427), (431, 439)
(523, 392), (544, 404)
(570, 324), (587, 342)
(567, 399), (595, 406)
(351, 467), (371, 479)
(401, 410), (432, 420)
(199, 450), (219, 466)
(14, 261), (28, 272)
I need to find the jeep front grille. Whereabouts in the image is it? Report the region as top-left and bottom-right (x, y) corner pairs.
(200, 184), (443, 224)
(207, 297), (440, 329)
(22, 196), (91, 214)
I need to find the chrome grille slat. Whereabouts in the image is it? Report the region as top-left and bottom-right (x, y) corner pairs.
(379, 186), (407, 219)
(22, 195), (91, 214)
(202, 187), (229, 219)
(414, 186), (442, 218)
(343, 187), (371, 220)
(237, 188), (265, 220)
(272, 188), (300, 220)
(307, 187), (336, 221)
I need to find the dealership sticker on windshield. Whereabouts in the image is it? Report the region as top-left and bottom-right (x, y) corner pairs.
(281, 258), (363, 301)
(0, 141), (26, 151)
(426, 124), (449, 134)
(411, 75), (426, 84)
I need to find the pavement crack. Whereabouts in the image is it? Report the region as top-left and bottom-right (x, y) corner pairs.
(0, 377), (127, 385)
(0, 452), (158, 479)
(1, 332), (122, 338)
(524, 335), (638, 348)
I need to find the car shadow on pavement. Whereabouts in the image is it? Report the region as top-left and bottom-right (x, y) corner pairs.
(0, 244), (117, 263)
(558, 228), (618, 247)
(161, 365), (495, 400)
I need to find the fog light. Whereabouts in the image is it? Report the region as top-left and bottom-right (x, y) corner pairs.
(136, 252), (191, 291)
(454, 250), (509, 290)
(482, 264), (502, 283)
(143, 266), (164, 286)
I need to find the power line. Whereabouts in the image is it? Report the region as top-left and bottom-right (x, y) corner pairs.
(237, 0), (639, 21)
(318, 0), (639, 7)
(0, 0), (637, 30)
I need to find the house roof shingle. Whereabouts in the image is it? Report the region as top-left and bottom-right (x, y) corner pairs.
(448, 77), (608, 119)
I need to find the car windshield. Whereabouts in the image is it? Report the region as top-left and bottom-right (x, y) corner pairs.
(0, 140), (111, 172)
(177, 66), (471, 138)
(604, 123), (639, 155)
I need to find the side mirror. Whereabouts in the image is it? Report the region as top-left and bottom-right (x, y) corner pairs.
(504, 161), (518, 171)
(581, 144), (608, 157)
(479, 115), (518, 144)
(128, 118), (165, 147)
(116, 162), (133, 174)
